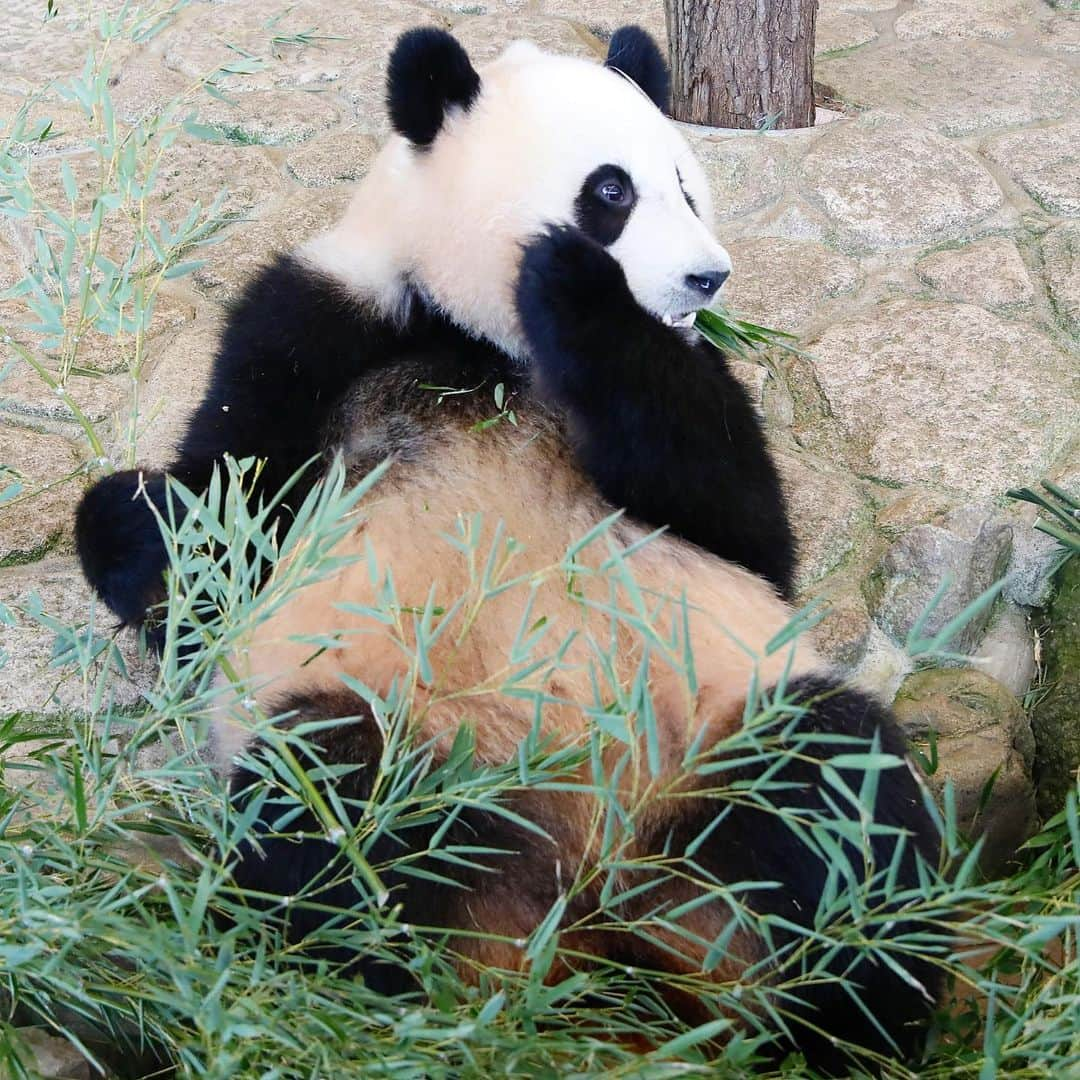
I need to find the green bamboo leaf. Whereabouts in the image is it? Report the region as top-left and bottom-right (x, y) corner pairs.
(163, 259), (206, 279)
(60, 160), (78, 204)
(182, 119), (229, 143)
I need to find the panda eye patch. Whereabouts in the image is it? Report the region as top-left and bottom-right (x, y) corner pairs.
(575, 164), (636, 246)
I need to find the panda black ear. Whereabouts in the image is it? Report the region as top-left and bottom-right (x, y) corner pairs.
(387, 28), (481, 146)
(604, 25), (670, 112)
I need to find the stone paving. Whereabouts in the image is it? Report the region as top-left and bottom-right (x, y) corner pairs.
(0, 0), (1078, 865)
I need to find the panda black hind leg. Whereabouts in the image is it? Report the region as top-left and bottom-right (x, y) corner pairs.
(671, 674), (943, 1073)
(222, 686), (414, 989)
(516, 224), (797, 599)
(221, 685), (576, 992)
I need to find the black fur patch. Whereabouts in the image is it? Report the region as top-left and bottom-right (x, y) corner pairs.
(574, 164), (636, 246)
(221, 686), (565, 991)
(516, 224), (797, 598)
(386, 28), (481, 147)
(672, 674), (944, 1073)
(604, 25), (670, 112)
(75, 468), (172, 631)
(76, 254), (513, 639)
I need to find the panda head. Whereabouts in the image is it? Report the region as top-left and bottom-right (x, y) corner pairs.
(305, 26), (731, 358)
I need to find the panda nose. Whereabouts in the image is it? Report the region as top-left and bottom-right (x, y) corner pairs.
(685, 270), (729, 298)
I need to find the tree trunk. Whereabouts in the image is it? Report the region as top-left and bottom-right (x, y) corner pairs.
(666, 0), (817, 130)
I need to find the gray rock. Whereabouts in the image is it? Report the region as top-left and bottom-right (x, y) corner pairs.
(685, 133), (788, 224)
(287, 132), (379, 187)
(3, 1027), (91, 1080)
(0, 92), (89, 158)
(819, 41), (1075, 137)
(0, 363), (128, 435)
(983, 121), (1080, 217)
(915, 237), (1034, 310)
(159, 0), (441, 95)
(8, 156), (137, 283)
(0, 426), (82, 565)
(1042, 222), (1080, 338)
(893, 667), (1037, 873)
(804, 300), (1079, 497)
(725, 357), (768, 409)
(972, 604), (1036, 698)
(723, 237), (862, 334)
(812, 587), (874, 670)
(134, 319), (222, 469)
(776, 451), (873, 591)
(1004, 519), (1065, 608)
(339, 60), (397, 136)
(876, 488), (956, 535)
(63, 292), (200, 377)
(0, 558), (152, 721)
(105, 50), (190, 125)
(535, 0), (667, 48)
(848, 621), (914, 702)
(798, 117), (1004, 251)
(816, 12), (877, 54)
(755, 199), (831, 244)
(0, 0), (45, 58)
(0, 11), (103, 90)
(192, 187), (350, 300)
(820, 0), (897, 9)
(1035, 13), (1080, 53)
(941, 503), (1062, 612)
(895, 3), (1020, 41)
(452, 14), (598, 64)
(941, 502), (998, 543)
(195, 88), (340, 147)
(870, 515), (1013, 653)
(150, 138), (288, 219)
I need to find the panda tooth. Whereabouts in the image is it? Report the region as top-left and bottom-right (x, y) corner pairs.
(662, 314), (674, 326)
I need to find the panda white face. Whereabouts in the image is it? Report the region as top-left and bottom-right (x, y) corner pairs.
(303, 31), (732, 358)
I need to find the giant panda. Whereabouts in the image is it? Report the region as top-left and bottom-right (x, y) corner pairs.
(75, 25), (944, 1074)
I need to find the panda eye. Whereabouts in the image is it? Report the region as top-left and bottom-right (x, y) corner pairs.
(589, 168), (634, 209)
(598, 180), (626, 204)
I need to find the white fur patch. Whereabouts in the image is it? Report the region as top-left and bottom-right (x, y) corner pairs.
(302, 39), (731, 356)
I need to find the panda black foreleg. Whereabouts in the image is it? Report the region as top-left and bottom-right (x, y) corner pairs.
(676, 674), (944, 1073)
(78, 253), (407, 634)
(516, 224), (796, 597)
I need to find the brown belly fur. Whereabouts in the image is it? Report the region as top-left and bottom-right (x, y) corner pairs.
(213, 414), (824, 779)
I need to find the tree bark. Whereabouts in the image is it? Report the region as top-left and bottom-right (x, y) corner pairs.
(666, 0), (818, 130)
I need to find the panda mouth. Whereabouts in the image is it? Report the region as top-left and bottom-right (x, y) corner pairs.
(661, 312), (699, 329)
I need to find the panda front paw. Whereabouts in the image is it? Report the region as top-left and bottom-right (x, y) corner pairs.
(515, 225), (633, 360)
(75, 469), (171, 631)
